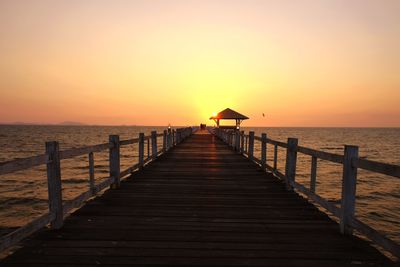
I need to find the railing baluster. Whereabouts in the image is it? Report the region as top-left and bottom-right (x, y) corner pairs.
(109, 135), (120, 189)
(273, 144), (278, 172)
(240, 131), (244, 154)
(261, 133), (267, 170)
(147, 138), (150, 159)
(138, 133), (144, 169)
(89, 152), (95, 194)
(167, 129), (172, 149)
(151, 131), (157, 159)
(235, 131), (240, 152)
(340, 145), (359, 235)
(163, 130), (167, 152)
(46, 141), (63, 229)
(248, 131), (255, 160)
(310, 156), (317, 193)
(285, 138), (298, 190)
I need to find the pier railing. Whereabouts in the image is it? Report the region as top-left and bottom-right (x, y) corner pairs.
(0, 127), (194, 252)
(214, 127), (400, 259)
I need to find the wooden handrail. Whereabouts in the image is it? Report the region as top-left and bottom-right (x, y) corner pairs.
(353, 158), (400, 178)
(0, 154), (47, 176)
(214, 128), (400, 258)
(0, 126), (195, 253)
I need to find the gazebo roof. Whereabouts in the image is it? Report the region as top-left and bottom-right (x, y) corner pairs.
(209, 108), (249, 120)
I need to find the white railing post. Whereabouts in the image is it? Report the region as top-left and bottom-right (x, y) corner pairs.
(248, 131), (255, 160)
(240, 131), (244, 154)
(89, 152), (95, 195)
(261, 133), (267, 170)
(285, 138), (298, 190)
(138, 133), (144, 169)
(235, 131), (240, 152)
(310, 156), (317, 193)
(45, 141), (63, 229)
(163, 130), (167, 152)
(167, 128), (172, 149)
(273, 144), (278, 173)
(151, 131), (157, 159)
(340, 145), (359, 235)
(109, 135), (120, 189)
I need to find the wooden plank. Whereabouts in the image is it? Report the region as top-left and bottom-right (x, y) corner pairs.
(350, 218), (400, 259)
(354, 158), (400, 178)
(63, 191), (93, 215)
(0, 154), (47, 175)
(267, 138), (287, 148)
(59, 143), (109, 160)
(297, 146), (343, 164)
(120, 163), (140, 178)
(292, 181), (340, 217)
(45, 141), (63, 229)
(0, 213), (54, 252)
(93, 176), (115, 193)
(119, 138), (140, 146)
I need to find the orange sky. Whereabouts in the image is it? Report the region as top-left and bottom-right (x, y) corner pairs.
(0, 0), (399, 127)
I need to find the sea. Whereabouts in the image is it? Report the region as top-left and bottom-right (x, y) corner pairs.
(0, 125), (399, 243)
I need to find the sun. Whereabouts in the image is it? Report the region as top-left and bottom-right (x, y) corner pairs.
(212, 112), (217, 117)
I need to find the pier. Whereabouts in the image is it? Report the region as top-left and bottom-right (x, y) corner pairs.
(0, 128), (399, 266)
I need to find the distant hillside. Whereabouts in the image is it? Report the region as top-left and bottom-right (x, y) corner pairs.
(58, 121), (87, 126)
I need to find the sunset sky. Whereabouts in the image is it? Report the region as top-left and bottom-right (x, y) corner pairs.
(0, 0), (399, 127)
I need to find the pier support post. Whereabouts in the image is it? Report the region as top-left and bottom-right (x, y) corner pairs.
(340, 145), (359, 235)
(261, 133), (267, 170)
(235, 131), (240, 152)
(163, 130), (167, 152)
(151, 131), (157, 159)
(240, 131), (245, 154)
(109, 135), (120, 189)
(310, 156), (317, 193)
(248, 131), (255, 160)
(285, 138), (298, 190)
(46, 141), (63, 229)
(89, 152), (95, 195)
(167, 128), (171, 149)
(273, 144), (278, 173)
(138, 133), (144, 169)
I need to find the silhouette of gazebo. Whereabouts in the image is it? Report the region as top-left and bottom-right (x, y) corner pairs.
(210, 108), (249, 130)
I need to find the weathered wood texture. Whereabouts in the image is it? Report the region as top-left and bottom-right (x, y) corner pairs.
(2, 131), (391, 266)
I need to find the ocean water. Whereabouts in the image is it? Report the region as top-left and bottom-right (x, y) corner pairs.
(0, 125), (399, 244)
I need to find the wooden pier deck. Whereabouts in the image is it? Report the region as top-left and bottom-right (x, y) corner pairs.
(1, 131), (393, 266)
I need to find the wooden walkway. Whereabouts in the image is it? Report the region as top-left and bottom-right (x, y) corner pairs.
(1, 131), (392, 266)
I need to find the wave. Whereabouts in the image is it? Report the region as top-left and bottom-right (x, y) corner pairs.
(0, 196), (48, 206)
(62, 178), (88, 184)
